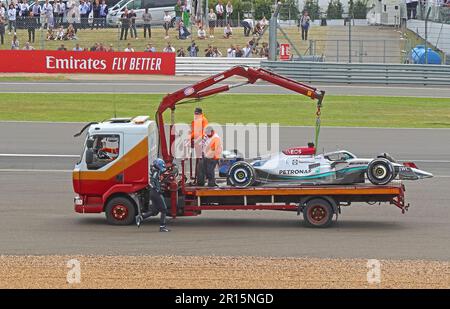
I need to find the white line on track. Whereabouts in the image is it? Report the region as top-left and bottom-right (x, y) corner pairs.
(0, 169), (71, 172)
(0, 153), (79, 158)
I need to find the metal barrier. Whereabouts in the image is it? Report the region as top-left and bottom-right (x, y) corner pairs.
(261, 61), (450, 85)
(307, 39), (403, 64)
(176, 57), (264, 75)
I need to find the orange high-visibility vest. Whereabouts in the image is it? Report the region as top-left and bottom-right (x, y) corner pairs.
(204, 133), (223, 160)
(191, 114), (208, 140)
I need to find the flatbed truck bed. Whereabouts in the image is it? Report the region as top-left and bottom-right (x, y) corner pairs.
(176, 182), (407, 227)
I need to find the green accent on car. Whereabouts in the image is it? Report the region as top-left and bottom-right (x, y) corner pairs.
(275, 166), (367, 180)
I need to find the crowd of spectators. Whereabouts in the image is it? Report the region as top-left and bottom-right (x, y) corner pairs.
(51, 37), (269, 58)
(0, 0), (269, 58)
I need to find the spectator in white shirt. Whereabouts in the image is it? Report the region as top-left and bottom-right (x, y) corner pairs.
(163, 42), (175, 52)
(223, 23), (232, 38)
(55, 25), (65, 40)
(227, 44), (235, 57)
(19, 0), (30, 25)
(42, 0), (54, 29)
(225, 1), (233, 26)
(23, 41), (35, 50)
(163, 11), (171, 39)
(242, 43), (252, 58)
(79, 0), (89, 29)
(31, 2), (40, 27)
(54, 0), (65, 27)
(19, 0), (30, 27)
(124, 43), (135, 52)
(0, 3), (6, 19)
(208, 8), (216, 38)
(215, 0), (224, 27)
(73, 43), (83, 51)
(144, 43), (156, 52)
(212, 46), (222, 57)
(197, 25), (206, 39)
(11, 34), (19, 50)
(99, 0), (108, 28)
(7, 4), (16, 35)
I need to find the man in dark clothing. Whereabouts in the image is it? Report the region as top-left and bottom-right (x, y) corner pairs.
(142, 7), (152, 38)
(120, 9), (130, 40)
(129, 9), (137, 39)
(188, 41), (199, 57)
(26, 11), (38, 43)
(0, 16), (5, 45)
(91, 0), (101, 30)
(148, 158), (170, 232)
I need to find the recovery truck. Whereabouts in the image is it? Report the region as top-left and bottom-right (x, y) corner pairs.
(72, 66), (408, 228)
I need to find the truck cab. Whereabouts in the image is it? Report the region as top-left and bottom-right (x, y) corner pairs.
(73, 116), (158, 220)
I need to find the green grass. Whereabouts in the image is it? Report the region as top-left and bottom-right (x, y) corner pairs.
(0, 93), (449, 128)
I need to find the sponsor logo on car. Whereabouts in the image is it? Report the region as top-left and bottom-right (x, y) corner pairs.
(279, 169), (311, 175)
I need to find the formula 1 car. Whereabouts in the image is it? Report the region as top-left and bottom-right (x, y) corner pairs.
(219, 147), (433, 188)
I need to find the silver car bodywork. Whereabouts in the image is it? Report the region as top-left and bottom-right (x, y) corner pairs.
(226, 149), (433, 187)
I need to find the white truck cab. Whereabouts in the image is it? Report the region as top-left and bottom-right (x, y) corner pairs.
(73, 116), (158, 218)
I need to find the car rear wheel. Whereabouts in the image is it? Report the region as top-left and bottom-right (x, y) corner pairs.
(367, 158), (395, 185)
(105, 196), (136, 225)
(227, 161), (256, 188)
(303, 199), (334, 228)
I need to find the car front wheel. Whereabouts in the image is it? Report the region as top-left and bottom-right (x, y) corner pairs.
(367, 158), (395, 185)
(227, 161), (256, 188)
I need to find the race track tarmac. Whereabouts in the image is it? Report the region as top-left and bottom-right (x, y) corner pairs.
(1, 80), (450, 97)
(0, 122), (449, 259)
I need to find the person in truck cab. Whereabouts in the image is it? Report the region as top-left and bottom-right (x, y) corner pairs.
(149, 158), (170, 232)
(98, 137), (119, 161)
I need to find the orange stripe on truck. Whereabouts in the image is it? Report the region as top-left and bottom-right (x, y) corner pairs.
(73, 138), (148, 181)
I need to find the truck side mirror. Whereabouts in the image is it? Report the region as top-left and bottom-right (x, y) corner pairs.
(86, 138), (94, 149)
(85, 148), (94, 165)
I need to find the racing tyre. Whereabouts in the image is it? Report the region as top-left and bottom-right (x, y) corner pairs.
(227, 161), (256, 188)
(105, 196), (137, 225)
(367, 158), (395, 185)
(303, 199), (334, 228)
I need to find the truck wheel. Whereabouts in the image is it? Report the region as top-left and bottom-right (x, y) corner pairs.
(303, 199), (334, 228)
(228, 161), (255, 188)
(367, 158), (394, 185)
(105, 197), (136, 225)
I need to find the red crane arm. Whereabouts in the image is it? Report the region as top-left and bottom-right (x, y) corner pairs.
(156, 66), (325, 163)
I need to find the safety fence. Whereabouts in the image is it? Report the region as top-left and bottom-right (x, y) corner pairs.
(176, 57), (263, 75)
(260, 61), (450, 85)
(306, 39), (403, 64)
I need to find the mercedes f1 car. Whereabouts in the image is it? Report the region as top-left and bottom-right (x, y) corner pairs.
(219, 146), (433, 188)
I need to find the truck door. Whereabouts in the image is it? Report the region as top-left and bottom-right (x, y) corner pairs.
(122, 134), (150, 186)
(79, 133), (124, 196)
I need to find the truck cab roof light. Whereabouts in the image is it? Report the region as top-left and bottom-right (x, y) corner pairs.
(132, 116), (150, 124)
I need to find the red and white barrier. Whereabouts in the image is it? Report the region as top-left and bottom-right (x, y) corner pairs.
(0, 50), (176, 75)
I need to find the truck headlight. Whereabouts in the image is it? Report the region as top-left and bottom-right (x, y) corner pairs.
(74, 195), (83, 206)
